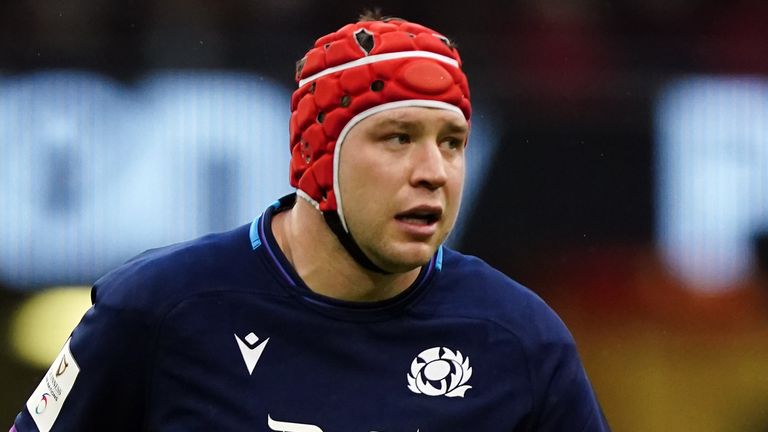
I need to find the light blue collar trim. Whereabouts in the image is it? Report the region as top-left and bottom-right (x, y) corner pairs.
(249, 216), (262, 250)
(435, 245), (444, 271)
(250, 200), (281, 250)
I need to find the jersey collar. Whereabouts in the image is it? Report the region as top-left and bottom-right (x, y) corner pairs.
(249, 193), (441, 321)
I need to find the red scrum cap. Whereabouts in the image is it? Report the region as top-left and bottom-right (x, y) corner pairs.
(289, 16), (472, 229)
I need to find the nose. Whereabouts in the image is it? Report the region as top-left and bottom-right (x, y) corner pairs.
(410, 141), (448, 190)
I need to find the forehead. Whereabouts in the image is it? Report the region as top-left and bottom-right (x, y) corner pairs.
(355, 106), (469, 132)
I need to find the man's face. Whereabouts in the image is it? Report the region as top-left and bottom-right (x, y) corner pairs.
(338, 106), (469, 273)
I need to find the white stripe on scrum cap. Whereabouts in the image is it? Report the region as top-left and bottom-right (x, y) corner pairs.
(297, 51), (460, 88)
(332, 99), (465, 233)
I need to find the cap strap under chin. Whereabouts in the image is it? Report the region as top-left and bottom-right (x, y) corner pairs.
(322, 211), (392, 275)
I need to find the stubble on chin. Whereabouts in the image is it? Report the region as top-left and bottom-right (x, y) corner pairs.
(368, 238), (442, 274)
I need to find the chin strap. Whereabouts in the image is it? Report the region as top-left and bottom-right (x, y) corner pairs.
(322, 211), (392, 275)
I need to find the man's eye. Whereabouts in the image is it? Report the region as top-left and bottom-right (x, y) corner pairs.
(442, 138), (464, 150)
(386, 133), (411, 144)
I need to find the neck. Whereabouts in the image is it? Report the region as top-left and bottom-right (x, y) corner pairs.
(271, 197), (422, 302)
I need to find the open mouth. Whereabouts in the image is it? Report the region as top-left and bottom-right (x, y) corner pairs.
(395, 208), (442, 225)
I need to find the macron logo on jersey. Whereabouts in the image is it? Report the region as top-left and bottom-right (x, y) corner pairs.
(235, 332), (269, 375)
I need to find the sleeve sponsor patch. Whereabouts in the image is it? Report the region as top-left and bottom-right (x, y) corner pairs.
(25, 338), (80, 432)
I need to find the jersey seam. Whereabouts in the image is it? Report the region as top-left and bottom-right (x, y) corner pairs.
(577, 404), (598, 432)
(142, 287), (290, 428)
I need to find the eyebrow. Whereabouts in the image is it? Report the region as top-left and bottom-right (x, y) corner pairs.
(371, 118), (469, 134)
(442, 122), (469, 134)
(371, 118), (419, 130)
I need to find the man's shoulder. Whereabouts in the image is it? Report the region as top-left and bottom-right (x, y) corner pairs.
(433, 248), (573, 344)
(438, 247), (543, 305)
(91, 223), (258, 314)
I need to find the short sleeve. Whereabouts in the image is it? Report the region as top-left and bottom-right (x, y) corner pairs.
(525, 303), (610, 431)
(12, 282), (155, 432)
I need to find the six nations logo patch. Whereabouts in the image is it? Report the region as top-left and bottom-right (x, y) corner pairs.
(407, 347), (472, 398)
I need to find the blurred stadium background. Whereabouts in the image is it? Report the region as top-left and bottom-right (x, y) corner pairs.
(2, 0), (768, 430)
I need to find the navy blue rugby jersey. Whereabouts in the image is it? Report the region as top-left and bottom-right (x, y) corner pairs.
(13, 194), (609, 432)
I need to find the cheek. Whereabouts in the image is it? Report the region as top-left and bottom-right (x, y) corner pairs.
(448, 162), (466, 197)
(340, 157), (384, 198)
(338, 154), (394, 224)
(338, 149), (367, 196)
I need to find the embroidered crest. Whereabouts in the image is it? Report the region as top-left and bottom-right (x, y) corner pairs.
(407, 347), (472, 397)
